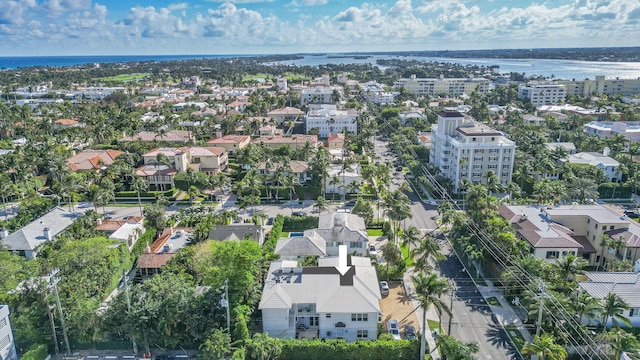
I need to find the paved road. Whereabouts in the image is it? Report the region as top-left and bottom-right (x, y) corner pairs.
(438, 242), (518, 359)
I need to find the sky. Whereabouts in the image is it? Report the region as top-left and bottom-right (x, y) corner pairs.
(1, 0), (640, 56)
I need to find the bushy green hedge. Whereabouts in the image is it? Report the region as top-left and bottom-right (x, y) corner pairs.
(262, 215), (284, 255)
(598, 183), (632, 199)
(20, 344), (48, 360)
(282, 215), (318, 232)
(115, 188), (176, 198)
(278, 338), (418, 360)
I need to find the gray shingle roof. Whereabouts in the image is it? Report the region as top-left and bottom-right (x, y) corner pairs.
(274, 232), (326, 257)
(1, 207), (82, 254)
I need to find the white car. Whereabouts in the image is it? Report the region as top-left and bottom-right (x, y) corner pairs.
(369, 244), (377, 258)
(388, 319), (401, 340)
(380, 281), (389, 296)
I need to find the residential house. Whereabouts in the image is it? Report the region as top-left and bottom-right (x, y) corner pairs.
(0, 207), (83, 259)
(257, 160), (312, 184)
(66, 149), (124, 172)
(135, 164), (177, 191)
(565, 151), (621, 182)
(120, 130), (195, 144)
(207, 135), (251, 156)
(584, 121), (640, 142)
(276, 213), (369, 258)
(54, 118), (83, 128)
(227, 100), (251, 112)
(418, 133), (431, 148)
(543, 205), (640, 268)
(275, 233), (327, 260)
(0, 305), (17, 360)
(267, 107), (304, 125)
(305, 104), (358, 138)
(546, 142), (577, 155)
(208, 224), (265, 246)
(326, 164), (362, 196)
(95, 216), (145, 250)
(399, 110), (428, 126)
(498, 205), (594, 263)
(252, 134), (319, 150)
(523, 114), (546, 126)
(136, 227), (193, 279)
(327, 133), (346, 149)
(429, 110), (516, 191)
(259, 245), (381, 341)
(578, 272), (640, 328)
(393, 75), (491, 96)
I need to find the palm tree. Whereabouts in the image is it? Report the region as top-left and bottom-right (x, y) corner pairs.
(412, 234), (443, 273)
(604, 328), (640, 360)
(132, 176), (148, 217)
(599, 234), (613, 271)
(329, 175), (341, 202)
(412, 273), (451, 360)
(571, 292), (601, 325)
(521, 333), (567, 360)
(600, 293), (631, 333)
(567, 177), (599, 204)
(313, 196), (328, 215)
(553, 254), (587, 288)
(401, 226), (421, 248)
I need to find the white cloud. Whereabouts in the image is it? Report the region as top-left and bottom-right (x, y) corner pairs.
(167, 3), (189, 11)
(43, 0), (92, 16)
(0, 0), (37, 24)
(205, 0), (273, 3)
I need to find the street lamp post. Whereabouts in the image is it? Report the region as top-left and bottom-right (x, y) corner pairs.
(220, 279), (231, 333)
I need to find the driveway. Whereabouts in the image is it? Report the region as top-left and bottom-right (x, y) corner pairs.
(379, 281), (420, 340)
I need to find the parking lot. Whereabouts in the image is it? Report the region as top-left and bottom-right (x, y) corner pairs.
(379, 280), (420, 340)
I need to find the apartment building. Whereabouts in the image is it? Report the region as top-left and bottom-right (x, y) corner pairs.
(359, 81), (397, 104)
(300, 86), (338, 106)
(429, 110), (515, 192)
(393, 75), (491, 97)
(518, 83), (567, 107)
(0, 306), (17, 360)
(305, 104), (358, 138)
(558, 76), (640, 97)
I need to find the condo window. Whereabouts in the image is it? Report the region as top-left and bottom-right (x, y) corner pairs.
(357, 330), (368, 338)
(351, 313), (368, 322)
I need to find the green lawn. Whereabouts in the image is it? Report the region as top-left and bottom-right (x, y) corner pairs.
(399, 242), (415, 268)
(486, 297), (501, 307)
(367, 229), (383, 236)
(95, 73), (150, 82)
(427, 320), (441, 332)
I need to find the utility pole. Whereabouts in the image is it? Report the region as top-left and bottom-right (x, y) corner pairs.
(448, 280), (455, 335)
(48, 269), (71, 356)
(123, 271), (138, 354)
(535, 279), (549, 337)
(44, 296), (60, 356)
(220, 279), (231, 334)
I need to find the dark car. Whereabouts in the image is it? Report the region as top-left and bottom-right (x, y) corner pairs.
(624, 210), (639, 218)
(404, 324), (417, 340)
(344, 200), (356, 207)
(292, 211), (306, 217)
(266, 217), (275, 225)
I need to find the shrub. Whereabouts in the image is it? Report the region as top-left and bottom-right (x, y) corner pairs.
(282, 215), (318, 232)
(262, 215), (284, 255)
(278, 338), (418, 360)
(20, 344), (48, 360)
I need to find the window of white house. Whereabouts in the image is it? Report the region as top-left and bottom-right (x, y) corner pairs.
(546, 251), (559, 259)
(351, 313), (368, 322)
(357, 330), (368, 338)
(326, 313), (331, 318)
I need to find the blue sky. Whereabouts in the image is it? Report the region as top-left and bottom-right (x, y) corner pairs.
(1, 0), (639, 56)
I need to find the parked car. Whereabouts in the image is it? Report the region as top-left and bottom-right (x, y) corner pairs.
(396, 166), (403, 172)
(266, 217), (275, 225)
(404, 324), (417, 340)
(387, 319), (401, 340)
(380, 281), (389, 296)
(344, 200), (357, 207)
(369, 243), (377, 258)
(624, 210), (639, 218)
(292, 211), (306, 216)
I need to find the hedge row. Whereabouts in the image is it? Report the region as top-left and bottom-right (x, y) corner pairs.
(115, 189), (177, 198)
(277, 338), (419, 360)
(262, 214), (284, 254)
(282, 215), (319, 232)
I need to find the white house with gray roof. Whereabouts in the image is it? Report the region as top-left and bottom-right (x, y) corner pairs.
(578, 272), (640, 328)
(0, 207), (83, 259)
(565, 152), (621, 182)
(259, 245), (381, 341)
(275, 213), (369, 259)
(0, 305), (17, 360)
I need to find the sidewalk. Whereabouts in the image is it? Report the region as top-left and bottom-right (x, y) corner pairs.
(476, 280), (533, 344)
(403, 269), (441, 360)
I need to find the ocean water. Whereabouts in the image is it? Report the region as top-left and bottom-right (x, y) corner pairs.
(2, 53), (640, 81)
